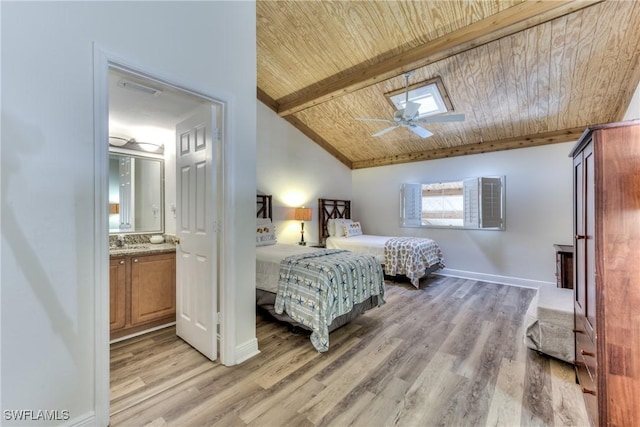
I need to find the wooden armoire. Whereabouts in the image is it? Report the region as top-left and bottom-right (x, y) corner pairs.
(570, 119), (640, 426)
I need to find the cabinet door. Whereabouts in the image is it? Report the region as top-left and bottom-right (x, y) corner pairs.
(109, 258), (127, 331)
(574, 140), (596, 339)
(583, 142), (596, 338)
(574, 149), (587, 319)
(130, 253), (176, 326)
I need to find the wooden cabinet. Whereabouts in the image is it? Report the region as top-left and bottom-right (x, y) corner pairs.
(110, 252), (176, 340)
(570, 120), (640, 427)
(554, 244), (573, 289)
(109, 258), (127, 331)
(130, 253), (176, 326)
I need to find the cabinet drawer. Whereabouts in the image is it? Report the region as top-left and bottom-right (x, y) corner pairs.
(575, 324), (596, 378)
(575, 360), (598, 426)
(575, 349), (596, 391)
(575, 324), (597, 426)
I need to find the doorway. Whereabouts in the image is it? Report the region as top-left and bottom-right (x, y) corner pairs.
(94, 51), (227, 425)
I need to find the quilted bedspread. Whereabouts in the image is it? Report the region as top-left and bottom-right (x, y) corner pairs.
(384, 237), (445, 288)
(275, 249), (385, 352)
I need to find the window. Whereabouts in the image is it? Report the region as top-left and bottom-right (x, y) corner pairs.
(401, 176), (506, 230)
(386, 76), (454, 118)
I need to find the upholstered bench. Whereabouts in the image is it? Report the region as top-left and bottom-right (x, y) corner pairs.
(524, 286), (574, 363)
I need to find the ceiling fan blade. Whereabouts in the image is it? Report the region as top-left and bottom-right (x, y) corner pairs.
(356, 117), (395, 124)
(372, 126), (400, 137)
(414, 113), (465, 124)
(407, 124), (433, 138)
(402, 101), (420, 120)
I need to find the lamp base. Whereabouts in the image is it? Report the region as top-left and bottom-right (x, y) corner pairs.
(299, 221), (306, 246)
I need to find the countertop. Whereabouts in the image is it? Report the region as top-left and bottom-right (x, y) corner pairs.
(109, 243), (176, 257)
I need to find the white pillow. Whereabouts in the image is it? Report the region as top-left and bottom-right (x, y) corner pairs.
(256, 221), (276, 246)
(327, 218), (335, 237)
(333, 218), (353, 237)
(343, 221), (363, 237)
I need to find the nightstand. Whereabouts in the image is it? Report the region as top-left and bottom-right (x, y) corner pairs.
(553, 244), (573, 289)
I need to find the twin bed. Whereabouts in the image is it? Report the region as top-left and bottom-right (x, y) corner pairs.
(255, 195), (445, 352)
(319, 198), (445, 288)
(256, 195), (385, 352)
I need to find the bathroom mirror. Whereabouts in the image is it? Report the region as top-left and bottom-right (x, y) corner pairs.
(109, 152), (164, 234)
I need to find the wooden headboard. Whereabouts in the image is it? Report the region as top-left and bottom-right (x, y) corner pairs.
(318, 198), (351, 242)
(257, 194), (272, 219)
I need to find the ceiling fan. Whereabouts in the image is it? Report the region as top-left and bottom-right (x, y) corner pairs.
(356, 72), (465, 138)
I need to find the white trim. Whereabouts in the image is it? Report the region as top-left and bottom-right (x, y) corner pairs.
(435, 268), (550, 289)
(0, 3), (3, 416)
(109, 322), (176, 344)
(93, 44), (111, 427)
(109, 146), (164, 160)
(68, 411), (97, 427)
(234, 338), (260, 365)
(219, 95), (237, 366)
(93, 44), (238, 423)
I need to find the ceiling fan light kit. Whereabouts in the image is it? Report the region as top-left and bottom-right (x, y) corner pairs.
(357, 71), (465, 139)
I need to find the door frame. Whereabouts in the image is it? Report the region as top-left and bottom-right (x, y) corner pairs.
(93, 45), (236, 426)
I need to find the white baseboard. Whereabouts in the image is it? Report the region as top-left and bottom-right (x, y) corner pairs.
(235, 337), (260, 365)
(109, 322), (176, 344)
(435, 268), (553, 290)
(69, 411), (97, 427)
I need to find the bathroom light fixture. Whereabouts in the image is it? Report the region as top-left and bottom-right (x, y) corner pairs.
(109, 136), (129, 147)
(294, 207), (312, 245)
(117, 79), (163, 96)
(134, 140), (164, 152)
(108, 136), (164, 154)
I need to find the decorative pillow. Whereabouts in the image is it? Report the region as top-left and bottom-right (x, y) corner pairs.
(332, 218), (353, 237)
(327, 218), (335, 237)
(256, 219), (277, 246)
(343, 221), (363, 237)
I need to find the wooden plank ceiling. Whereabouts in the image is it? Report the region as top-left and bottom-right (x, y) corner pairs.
(257, 0), (640, 169)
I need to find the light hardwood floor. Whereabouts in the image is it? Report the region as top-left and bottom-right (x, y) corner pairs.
(110, 276), (589, 427)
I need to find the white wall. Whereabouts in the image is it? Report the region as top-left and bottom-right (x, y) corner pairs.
(1, 2), (256, 426)
(352, 143), (576, 287)
(257, 102), (352, 244)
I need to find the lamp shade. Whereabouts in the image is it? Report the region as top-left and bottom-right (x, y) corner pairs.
(294, 207), (312, 221)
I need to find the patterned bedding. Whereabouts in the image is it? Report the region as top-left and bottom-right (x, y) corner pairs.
(275, 249), (386, 352)
(384, 237), (445, 288)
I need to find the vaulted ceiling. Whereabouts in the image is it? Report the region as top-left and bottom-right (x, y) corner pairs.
(257, 0), (640, 169)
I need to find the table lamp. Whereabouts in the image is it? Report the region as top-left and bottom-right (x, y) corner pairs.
(294, 207), (312, 245)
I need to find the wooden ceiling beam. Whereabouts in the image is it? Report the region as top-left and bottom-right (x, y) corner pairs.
(257, 87), (279, 112)
(276, 0), (603, 117)
(350, 127), (585, 169)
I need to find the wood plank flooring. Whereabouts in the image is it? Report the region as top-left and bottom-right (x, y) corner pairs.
(110, 276), (589, 427)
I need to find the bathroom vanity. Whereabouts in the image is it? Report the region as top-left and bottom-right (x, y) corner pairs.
(110, 243), (176, 341)
(108, 143), (176, 341)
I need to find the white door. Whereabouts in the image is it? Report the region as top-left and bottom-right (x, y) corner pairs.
(175, 104), (219, 360)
